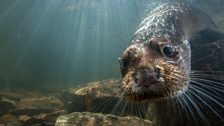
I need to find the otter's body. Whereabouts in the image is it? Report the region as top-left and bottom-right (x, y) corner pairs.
(119, 2), (224, 126)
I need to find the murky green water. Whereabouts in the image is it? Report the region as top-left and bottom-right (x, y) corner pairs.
(0, 0), (144, 90)
(0, 0), (223, 89)
(0, 0), (224, 126)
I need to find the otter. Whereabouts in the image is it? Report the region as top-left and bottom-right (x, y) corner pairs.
(119, 2), (224, 126)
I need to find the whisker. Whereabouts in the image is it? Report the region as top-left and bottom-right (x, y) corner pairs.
(190, 79), (224, 95)
(142, 102), (149, 118)
(111, 93), (125, 115)
(190, 81), (224, 101)
(191, 74), (224, 81)
(121, 99), (128, 116)
(165, 74), (188, 82)
(173, 96), (184, 125)
(188, 87), (224, 122)
(191, 54), (213, 65)
(91, 97), (112, 113)
(191, 70), (224, 74)
(191, 77), (224, 88)
(129, 100), (133, 116)
(189, 85), (224, 109)
(178, 93), (198, 125)
(136, 101), (141, 117)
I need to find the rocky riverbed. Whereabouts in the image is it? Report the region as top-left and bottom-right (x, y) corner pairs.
(0, 79), (154, 126)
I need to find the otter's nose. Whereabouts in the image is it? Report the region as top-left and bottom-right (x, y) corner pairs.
(134, 68), (160, 87)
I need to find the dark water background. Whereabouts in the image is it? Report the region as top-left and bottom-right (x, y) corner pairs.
(0, 0), (223, 90)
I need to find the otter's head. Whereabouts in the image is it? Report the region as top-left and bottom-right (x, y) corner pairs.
(119, 37), (190, 102)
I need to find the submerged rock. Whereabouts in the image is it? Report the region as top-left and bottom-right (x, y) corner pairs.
(0, 114), (16, 124)
(55, 112), (153, 126)
(0, 89), (64, 116)
(6, 120), (22, 126)
(13, 96), (64, 116)
(60, 79), (122, 113)
(0, 88), (67, 125)
(0, 79), (153, 125)
(0, 100), (15, 116)
(33, 110), (68, 124)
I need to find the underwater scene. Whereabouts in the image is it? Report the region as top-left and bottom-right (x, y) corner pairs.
(0, 0), (224, 126)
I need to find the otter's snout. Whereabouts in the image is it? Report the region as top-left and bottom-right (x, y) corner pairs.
(134, 67), (160, 87)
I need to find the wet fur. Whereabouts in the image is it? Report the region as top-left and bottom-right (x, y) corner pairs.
(117, 2), (224, 126)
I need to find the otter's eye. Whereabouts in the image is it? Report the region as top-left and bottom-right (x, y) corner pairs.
(162, 45), (175, 57)
(119, 58), (129, 76)
(120, 59), (129, 69)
